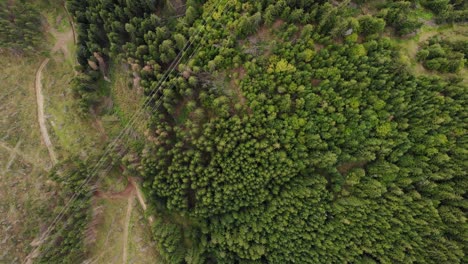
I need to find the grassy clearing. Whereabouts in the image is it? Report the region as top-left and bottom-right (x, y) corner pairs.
(88, 197), (127, 264)
(87, 182), (159, 264)
(94, 64), (148, 148)
(0, 53), (52, 262)
(108, 65), (145, 127)
(127, 206), (160, 264)
(411, 8), (434, 20)
(42, 54), (104, 159)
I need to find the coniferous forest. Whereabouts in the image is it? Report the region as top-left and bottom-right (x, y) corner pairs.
(0, 1), (44, 54)
(33, 0), (468, 263)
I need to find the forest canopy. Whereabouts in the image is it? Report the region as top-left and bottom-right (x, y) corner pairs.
(0, 1), (44, 54)
(62, 0), (467, 263)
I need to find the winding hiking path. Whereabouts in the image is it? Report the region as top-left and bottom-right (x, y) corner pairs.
(35, 58), (58, 165)
(34, 17), (75, 166)
(63, 3), (77, 45)
(131, 177), (154, 224)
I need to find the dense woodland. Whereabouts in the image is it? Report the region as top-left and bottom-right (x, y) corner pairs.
(40, 0), (468, 263)
(0, 1), (44, 54)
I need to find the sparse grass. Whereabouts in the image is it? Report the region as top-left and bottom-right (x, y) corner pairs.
(0, 148), (52, 263)
(127, 206), (160, 264)
(411, 8), (434, 20)
(0, 53), (53, 263)
(100, 169), (128, 193)
(108, 65), (145, 125)
(88, 198), (127, 264)
(0, 53), (49, 160)
(101, 64), (147, 145)
(42, 56), (103, 158)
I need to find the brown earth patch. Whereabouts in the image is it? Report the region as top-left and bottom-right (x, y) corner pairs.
(311, 79), (322, 87)
(94, 180), (135, 199)
(272, 19), (285, 29)
(337, 160), (368, 175)
(315, 43), (324, 51)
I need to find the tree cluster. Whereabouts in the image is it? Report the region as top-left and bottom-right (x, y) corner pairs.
(422, 0), (468, 23)
(63, 0), (467, 263)
(0, 1), (43, 54)
(417, 35), (466, 73)
(378, 1), (423, 36)
(37, 159), (93, 264)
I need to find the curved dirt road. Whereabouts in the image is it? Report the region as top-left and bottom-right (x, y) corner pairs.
(34, 20), (75, 166)
(35, 58), (58, 165)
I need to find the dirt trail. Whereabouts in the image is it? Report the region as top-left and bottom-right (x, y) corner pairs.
(35, 58), (58, 165)
(25, 15), (77, 264)
(34, 18), (76, 166)
(49, 26), (74, 59)
(91, 176), (154, 264)
(122, 195), (134, 264)
(131, 178), (154, 224)
(63, 3), (77, 45)
(96, 177), (154, 221)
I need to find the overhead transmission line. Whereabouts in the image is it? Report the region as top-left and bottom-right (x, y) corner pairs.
(26, 0), (231, 262)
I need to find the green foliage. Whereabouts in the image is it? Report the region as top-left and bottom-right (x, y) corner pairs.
(417, 36), (466, 73)
(0, 1), (44, 54)
(380, 1), (423, 35)
(37, 159), (93, 264)
(70, 72), (101, 116)
(152, 219), (186, 263)
(422, 0), (468, 23)
(358, 15), (386, 36)
(63, 0), (468, 263)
